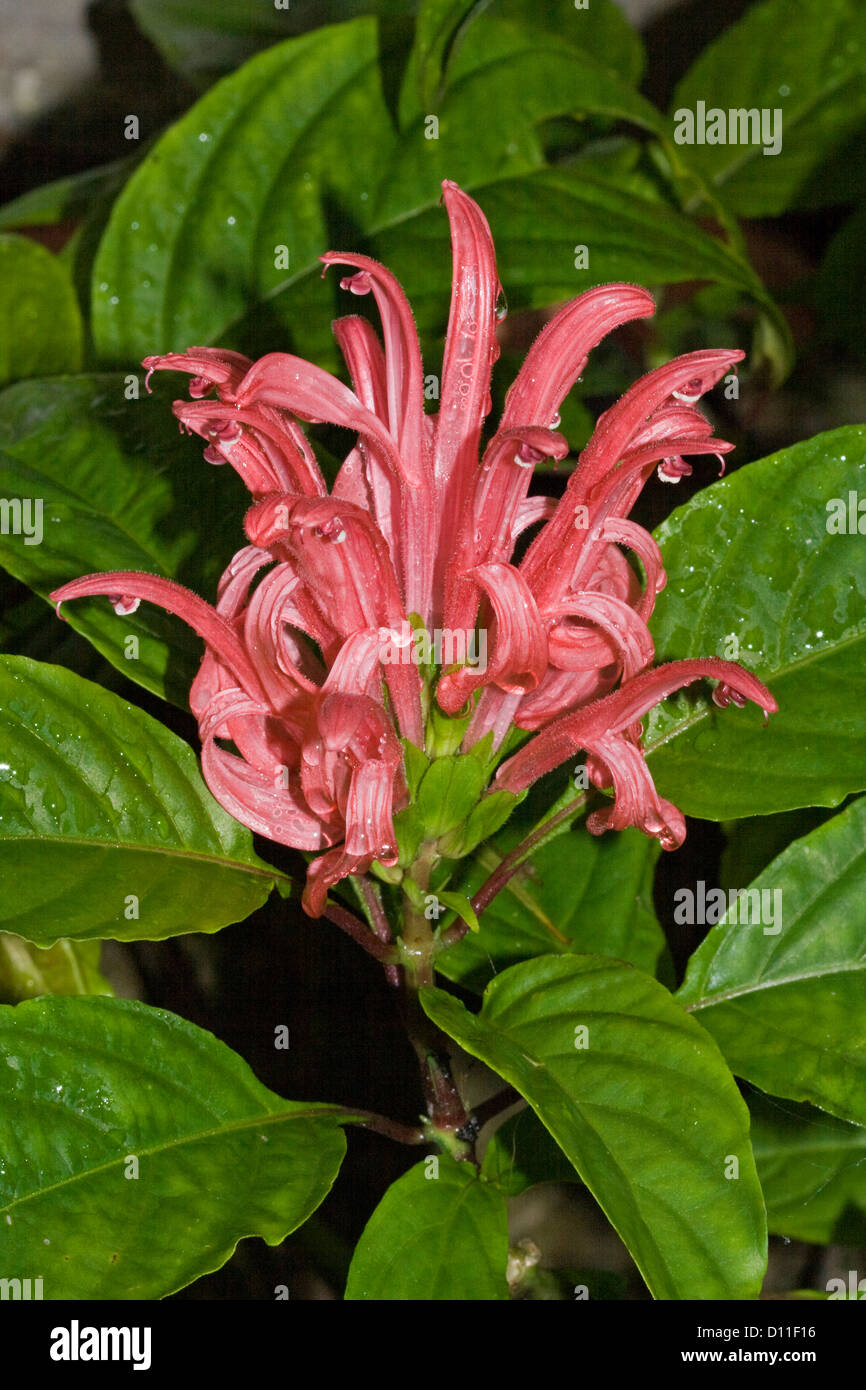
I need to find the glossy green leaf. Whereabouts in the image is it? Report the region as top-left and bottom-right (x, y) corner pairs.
(344, 1157), (509, 1300)
(677, 797), (866, 1127)
(437, 788), (520, 858)
(0, 374), (249, 705)
(0, 237), (83, 387)
(482, 1108), (579, 1198)
(0, 657), (278, 945)
(670, 0), (866, 215)
(749, 1090), (866, 1245)
(90, 19), (776, 370)
(409, 0), (643, 114)
(440, 825), (666, 993)
(423, 956), (767, 1299)
(91, 22), (398, 363)
(647, 427), (866, 818)
(0, 936), (111, 1004)
(0, 996), (346, 1298)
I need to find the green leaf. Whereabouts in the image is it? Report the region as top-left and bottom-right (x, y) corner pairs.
(440, 825), (666, 993)
(344, 1157), (509, 1300)
(489, 0), (644, 87)
(677, 797), (866, 1127)
(482, 1108), (579, 1197)
(670, 0), (866, 215)
(89, 19), (776, 370)
(409, 0), (643, 114)
(415, 754), (485, 837)
(0, 237), (83, 387)
(0, 161), (133, 232)
(372, 165), (776, 332)
(423, 956), (767, 1300)
(437, 788), (520, 858)
(401, 739), (430, 801)
(0, 374), (249, 705)
(0, 937), (111, 1004)
(749, 1090), (866, 1245)
(436, 890), (479, 933)
(411, 0), (483, 107)
(646, 427), (866, 818)
(0, 996), (346, 1298)
(0, 657), (278, 945)
(91, 22), (398, 364)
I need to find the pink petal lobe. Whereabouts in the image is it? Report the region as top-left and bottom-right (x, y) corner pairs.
(501, 284), (656, 429)
(234, 353), (420, 488)
(437, 561), (547, 713)
(321, 251), (426, 464)
(497, 657), (777, 794)
(50, 571), (268, 703)
(142, 347), (253, 398)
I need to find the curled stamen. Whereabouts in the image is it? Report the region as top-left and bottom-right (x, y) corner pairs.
(339, 271), (373, 296)
(514, 443), (546, 468)
(712, 682), (748, 711)
(109, 595), (141, 616)
(657, 456), (693, 483)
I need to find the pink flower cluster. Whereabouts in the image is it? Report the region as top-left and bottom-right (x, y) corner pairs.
(52, 181), (775, 915)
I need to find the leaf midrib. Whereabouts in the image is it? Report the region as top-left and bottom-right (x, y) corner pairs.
(682, 958), (866, 1012)
(0, 1103), (345, 1218)
(0, 831), (278, 881)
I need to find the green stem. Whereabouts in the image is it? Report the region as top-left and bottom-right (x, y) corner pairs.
(397, 841), (476, 1159)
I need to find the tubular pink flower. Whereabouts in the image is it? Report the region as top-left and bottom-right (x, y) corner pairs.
(495, 659), (778, 815)
(52, 180), (777, 911)
(143, 347), (253, 398)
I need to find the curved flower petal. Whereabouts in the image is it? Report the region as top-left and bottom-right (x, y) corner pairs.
(234, 352), (421, 488)
(497, 657), (777, 794)
(322, 252), (426, 470)
(545, 590), (655, 681)
(444, 425), (567, 633)
(199, 690), (330, 850)
(431, 180), (502, 614)
(584, 733), (686, 849)
(174, 400), (326, 496)
(438, 561), (547, 714)
(500, 283), (656, 429)
(51, 571), (269, 703)
(574, 348), (744, 494)
(143, 347), (253, 398)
